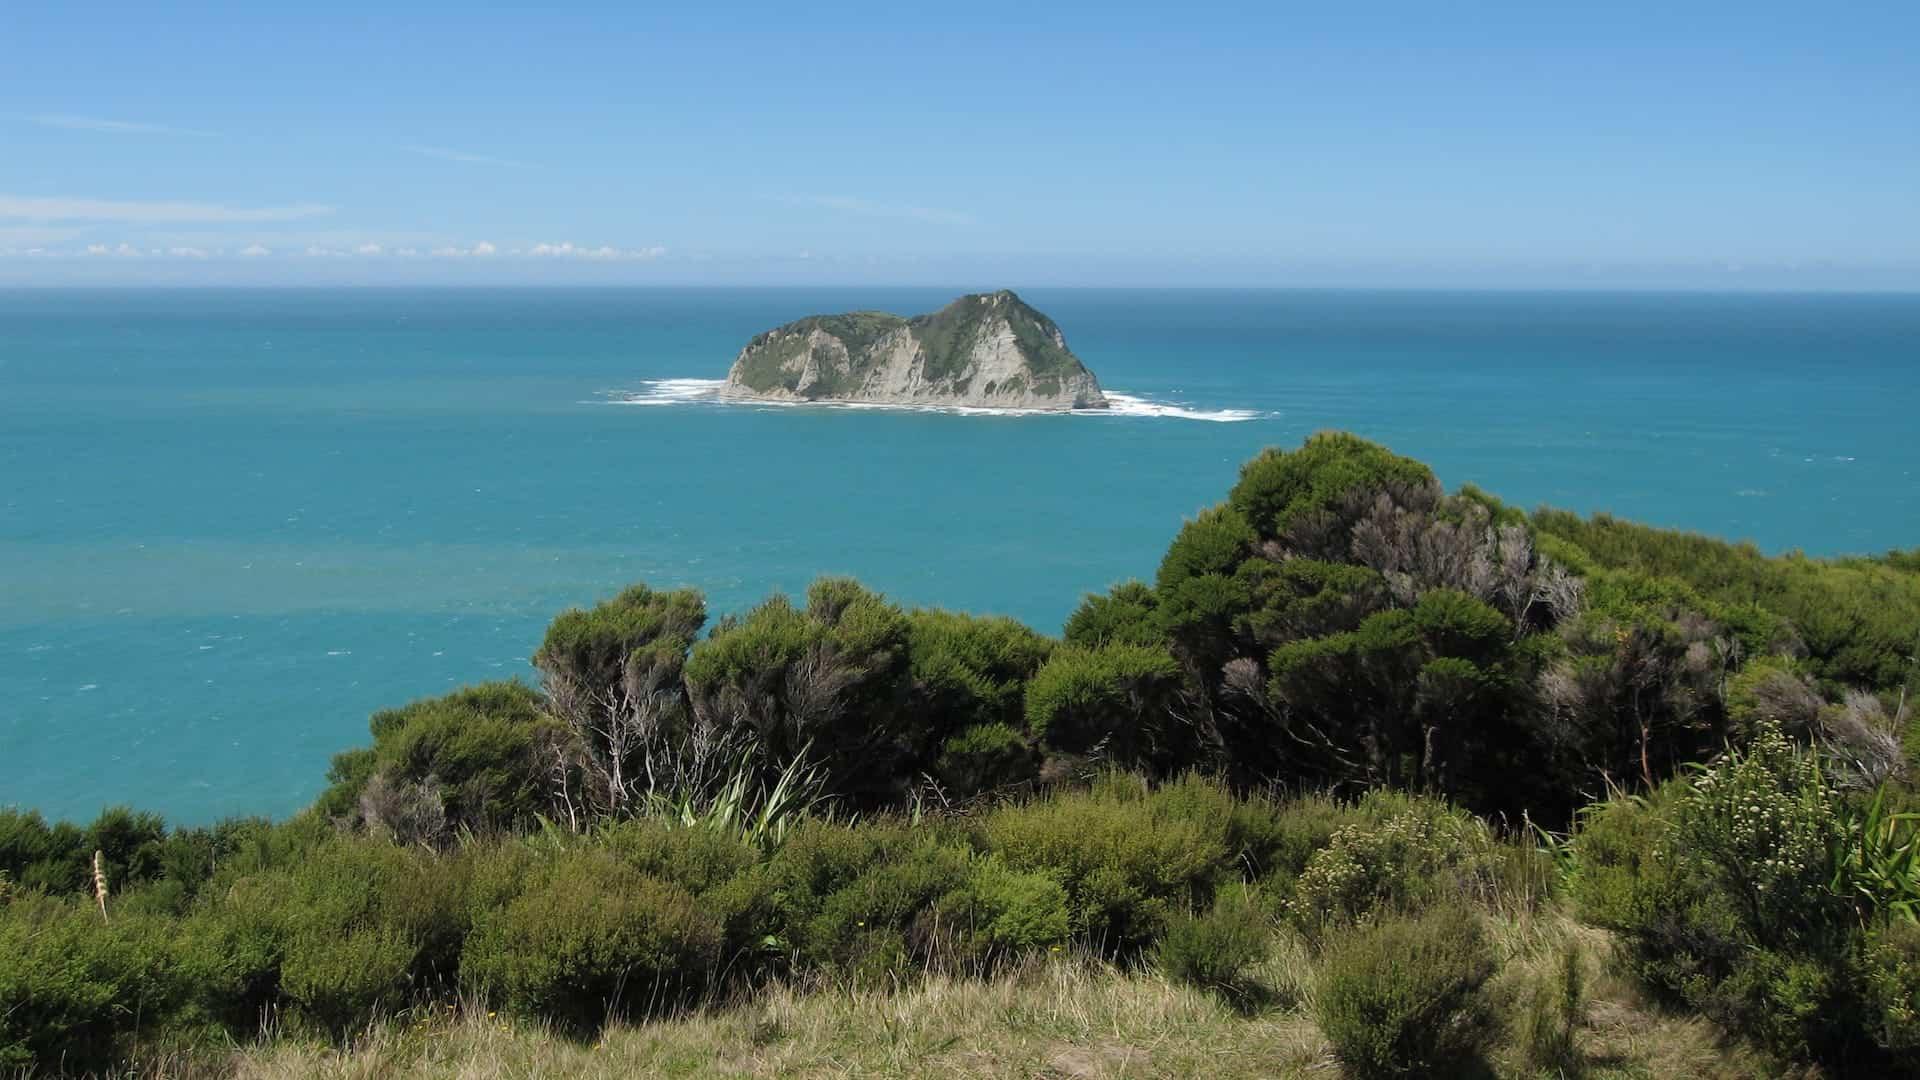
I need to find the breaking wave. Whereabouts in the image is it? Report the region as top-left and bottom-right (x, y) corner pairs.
(599, 380), (1267, 422)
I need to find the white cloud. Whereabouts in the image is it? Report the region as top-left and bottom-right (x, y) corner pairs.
(167, 246), (210, 259)
(355, 243), (383, 256)
(304, 245), (345, 257)
(239, 244), (271, 257)
(84, 243), (110, 256)
(777, 194), (974, 227)
(34, 114), (219, 138)
(472, 241), (497, 256)
(395, 247), (420, 257)
(529, 241), (668, 260)
(404, 144), (531, 168)
(0, 194), (335, 224)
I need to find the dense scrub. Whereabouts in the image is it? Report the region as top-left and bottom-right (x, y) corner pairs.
(5, 432), (1917, 1076)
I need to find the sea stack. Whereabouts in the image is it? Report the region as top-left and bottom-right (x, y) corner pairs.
(719, 290), (1108, 410)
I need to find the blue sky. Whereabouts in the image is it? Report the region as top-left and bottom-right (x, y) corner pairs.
(3, 2), (1916, 287)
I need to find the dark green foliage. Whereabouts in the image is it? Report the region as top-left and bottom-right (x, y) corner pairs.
(1572, 728), (1917, 1069)
(0, 896), (180, 1072)
(12, 432), (1920, 1072)
(534, 583), (705, 700)
(315, 681), (554, 838)
(1156, 888), (1271, 999)
(1227, 431), (1436, 540)
(1063, 580), (1163, 648)
(1531, 508), (1920, 690)
(0, 809), (89, 893)
(462, 848), (722, 1032)
(1863, 920), (1920, 1063)
(1315, 906), (1501, 1078)
(1023, 643), (1184, 769)
(0, 806), (253, 907)
(979, 777), (1235, 954)
(933, 722), (1037, 795)
(905, 610), (1052, 792)
(685, 578), (913, 802)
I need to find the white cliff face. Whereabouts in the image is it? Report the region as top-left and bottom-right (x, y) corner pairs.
(720, 292), (1108, 411)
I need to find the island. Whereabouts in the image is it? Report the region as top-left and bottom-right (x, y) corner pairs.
(719, 290), (1109, 410)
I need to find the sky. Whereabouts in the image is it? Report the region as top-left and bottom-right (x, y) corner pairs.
(2, 1), (1917, 288)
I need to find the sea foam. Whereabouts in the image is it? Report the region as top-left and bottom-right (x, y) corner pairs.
(601, 380), (1265, 422)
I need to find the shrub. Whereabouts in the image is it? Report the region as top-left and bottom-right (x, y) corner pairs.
(937, 855), (1071, 960)
(1022, 643), (1183, 768)
(933, 722), (1038, 795)
(1227, 432), (1436, 540)
(1288, 795), (1492, 936)
(1156, 888), (1271, 999)
(1062, 580), (1162, 648)
(1315, 906), (1501, 1078)
(684, 580), (913, 802)
(906, 609), (1054, 748)
(463, 848), (722, 1032)
(800, 840), (973, 978)
(981, 782), (1230, 954)
(1567, 791), (1668, 929)
(279, 925), (415, 1036)
(601, 816), (760, 895)
(1671, 722), (1845, 945)
(321, 681), (554, 836)
(1864, 919), (1920, 1061)
(0, 896), (179, 1073)
(171, 875), (289, 1034)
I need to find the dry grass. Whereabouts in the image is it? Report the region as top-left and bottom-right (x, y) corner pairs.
(110, 915), (1796, 1080)
(215, 957), (1328, 1080)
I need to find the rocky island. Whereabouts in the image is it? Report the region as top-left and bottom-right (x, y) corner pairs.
(720, 290), (1109, 410)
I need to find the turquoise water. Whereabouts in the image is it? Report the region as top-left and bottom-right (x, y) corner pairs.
(4, 288), (1917, 824)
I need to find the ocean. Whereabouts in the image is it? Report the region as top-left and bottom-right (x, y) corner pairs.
(3, 287), (1916, 824)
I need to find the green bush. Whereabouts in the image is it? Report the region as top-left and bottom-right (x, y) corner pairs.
(1062, 580), (1163, 648)
(684, 580), (913, 801)
(1155, 889), (1270, 998)
(1023, 643), (1183, 767)
(279, 924), (415, 1036)
(601, 816), (759, 895)
(1577, 725), (1878, 1065)
(1315, 906), (1501, 1078)
(1864, 919), (1920, 1061)
(316, 682), (555, 837)
(799, 839), (973, 978)
(946, 856), (1070, 954)
(0, 896), (179, 1073)
(463, 848), (722, 1032)
(1288, 794), (1492, 936)
(171, 875), (289, 1034)
(981, 781), (1230, 954)
(933, 722), (1037, 795)
(906, 609), (1054, 752)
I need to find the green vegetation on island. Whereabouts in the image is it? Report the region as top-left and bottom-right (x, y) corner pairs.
(4, 432), (1919, 1078)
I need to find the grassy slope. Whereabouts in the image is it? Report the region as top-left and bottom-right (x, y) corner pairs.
(155, 915), (1783, 1080)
